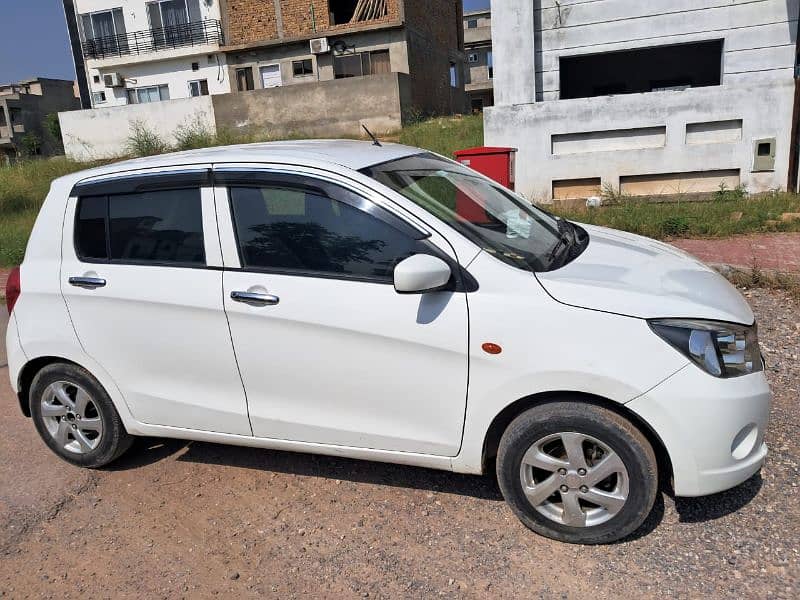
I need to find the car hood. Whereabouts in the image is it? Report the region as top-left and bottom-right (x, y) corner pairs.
(536, 224), (754, 324)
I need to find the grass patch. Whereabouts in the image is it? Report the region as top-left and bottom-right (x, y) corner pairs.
(548, 193), (800, 239)
(720, 265), (800, 302)
(399, 114), (483, 158)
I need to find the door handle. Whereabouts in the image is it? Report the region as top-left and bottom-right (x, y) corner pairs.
(231, 291), (280, 306)
(69, 276), (107, 289)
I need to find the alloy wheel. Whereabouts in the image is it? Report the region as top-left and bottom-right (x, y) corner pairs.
(519, 432), (629, 527)
(40, 381), (104, 455)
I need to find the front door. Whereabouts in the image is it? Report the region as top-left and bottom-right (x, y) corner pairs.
(259, 64), (282, 89)
(60, 172), (251, 435)
(218, 171), (469, 455)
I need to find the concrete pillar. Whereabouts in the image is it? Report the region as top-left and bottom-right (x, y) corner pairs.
(492, 0), (536, 106)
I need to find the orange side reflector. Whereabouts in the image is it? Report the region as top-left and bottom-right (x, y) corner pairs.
(482, 342), (502, 355)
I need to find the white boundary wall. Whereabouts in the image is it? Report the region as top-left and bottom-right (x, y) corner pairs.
(60, 96), (216, 160)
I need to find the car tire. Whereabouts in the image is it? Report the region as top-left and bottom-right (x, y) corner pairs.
(29, 363), (134, 468)
(496, 401), (658, 544)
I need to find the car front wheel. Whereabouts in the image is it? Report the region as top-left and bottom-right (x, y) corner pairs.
(496, 401), (658, 544)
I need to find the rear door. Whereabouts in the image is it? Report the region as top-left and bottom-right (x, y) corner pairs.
(60, 168), (251, 435)
(215, 167), (470, 455)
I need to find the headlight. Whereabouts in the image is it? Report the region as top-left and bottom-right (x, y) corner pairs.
(649, 319), (763, 378)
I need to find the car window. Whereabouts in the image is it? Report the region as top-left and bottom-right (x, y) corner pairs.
(229, 183), (426, 281)
(75, 195), (109, 261)
(74, 188), (205, 266)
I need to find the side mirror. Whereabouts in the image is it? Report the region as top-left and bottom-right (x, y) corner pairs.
(393, 254), (452, 294)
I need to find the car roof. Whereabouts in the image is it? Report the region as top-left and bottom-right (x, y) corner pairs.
(58, 140), (424, 187)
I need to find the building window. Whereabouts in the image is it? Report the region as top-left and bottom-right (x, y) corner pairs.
(370, 50), (391, 74)
(468, 53), (479, 63)
(92, 91), (107, 104)
(93, 75), (101, 83)
(560, 40), (723, 100)
(126, 85), (170, 104)
(334, 53), (366, 78)
(236, 67), (255, 91)
(450, 62), (459, 88)
(467, 19), (478, 29)
(292, 59), (314, 77)
(0, 110), (6, 127)
(189, 79), (209, 96)
(333, 51), (391, 79)
(487, 50), (493, 79)
(80, 8), (127, 55)
(147, 0), (204, 46)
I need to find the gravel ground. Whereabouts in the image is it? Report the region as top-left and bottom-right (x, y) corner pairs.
(0, 288), (798, 599)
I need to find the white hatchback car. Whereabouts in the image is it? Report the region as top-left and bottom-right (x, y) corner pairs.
(5, 141), (770, 544)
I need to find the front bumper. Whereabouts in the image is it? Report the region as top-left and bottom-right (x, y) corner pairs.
(626, 364), (771, 497)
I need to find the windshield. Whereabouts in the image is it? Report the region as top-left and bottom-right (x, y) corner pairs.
(362, 153), (586, 272)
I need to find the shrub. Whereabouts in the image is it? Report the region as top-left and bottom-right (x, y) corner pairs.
(126, 121), (170, 156)
(19, 133), (42, 157)
(43, 113), (63, 147)
(174, 116), (217, 151)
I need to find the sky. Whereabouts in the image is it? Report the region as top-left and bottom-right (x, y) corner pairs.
(0, 0), (493, 85)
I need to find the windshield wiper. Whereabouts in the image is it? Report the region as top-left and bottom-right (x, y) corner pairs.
(547, 219), (575, 264)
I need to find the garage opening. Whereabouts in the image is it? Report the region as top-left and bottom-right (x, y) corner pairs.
(329, 0), (388, 25)
(560, 40), (723, 100)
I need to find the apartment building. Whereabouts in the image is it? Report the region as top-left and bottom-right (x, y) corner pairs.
(222, 0), (467, 116)
(486, 0), (800, 202)
(64, 0), (231, 108)
(463, 8), (492, 111)
(0, 78), (81, 160)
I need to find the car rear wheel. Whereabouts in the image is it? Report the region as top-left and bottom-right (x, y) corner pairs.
(496, 401), (658, 544)
(30, 363), (133, 468)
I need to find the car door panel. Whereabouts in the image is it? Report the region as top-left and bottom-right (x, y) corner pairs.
(217, 171), (469, 456)
(60, 177), (251, 436)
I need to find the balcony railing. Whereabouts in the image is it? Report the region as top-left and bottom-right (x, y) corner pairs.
(82, 19), (223, 60)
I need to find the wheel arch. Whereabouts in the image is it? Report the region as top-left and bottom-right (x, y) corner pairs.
(16, 356), (88, 418)
(481, 391), (673, 491)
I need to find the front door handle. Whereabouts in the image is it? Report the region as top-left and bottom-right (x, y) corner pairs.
(231, 291), (280, 306)
(69, 276), (107, 289)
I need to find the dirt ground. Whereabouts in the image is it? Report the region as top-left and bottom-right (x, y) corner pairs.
(1, 288), (798, 599)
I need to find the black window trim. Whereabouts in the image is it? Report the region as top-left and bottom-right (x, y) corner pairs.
(71, 168), (211, 197)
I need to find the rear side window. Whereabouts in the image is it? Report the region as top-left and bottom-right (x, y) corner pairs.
(229, 183), (425, 281)
(74, 188), (205, 266)
(75, 195), (109, 260)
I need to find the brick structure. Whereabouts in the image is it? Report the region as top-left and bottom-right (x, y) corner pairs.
(222, 0), (467, 118)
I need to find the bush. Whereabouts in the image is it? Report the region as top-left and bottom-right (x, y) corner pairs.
(660, 215), (691, 236)
(19, 133), (42, 157)
(174, 117), (217, 151)
(43, 113), (63, 147)
(126, 121), (170, 156)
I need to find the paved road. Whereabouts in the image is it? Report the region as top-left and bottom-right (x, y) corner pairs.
(0, 292), (798, 598)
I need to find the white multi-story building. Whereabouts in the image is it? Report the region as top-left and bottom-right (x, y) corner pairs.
(64, 0), (231, 108)
(486, 0), (800, 202)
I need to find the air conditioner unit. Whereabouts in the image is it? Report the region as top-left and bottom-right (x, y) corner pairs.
(103, 73), (124, 88)
(310, 37), (330, 54)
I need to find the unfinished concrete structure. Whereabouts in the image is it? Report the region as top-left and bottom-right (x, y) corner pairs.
(223, 0), (467, 119)
(463, 8), (492, 111)
(0, 78), (81, 161)
(486, 0), (800, 202)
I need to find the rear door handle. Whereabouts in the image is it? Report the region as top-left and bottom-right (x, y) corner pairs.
(231, 291), (280, 306)
(69, 276), (107, 289)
